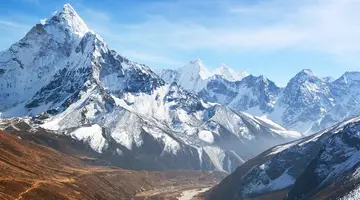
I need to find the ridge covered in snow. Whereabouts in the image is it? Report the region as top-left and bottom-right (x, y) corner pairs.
(207, 115), (360, 200)
(157, 63), (360, 136)
(214, 64), (249, 82)
(156, 59), (249, 92)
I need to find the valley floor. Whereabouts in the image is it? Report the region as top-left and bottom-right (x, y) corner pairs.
(134, 185), (211, 200)
(0, 131), (224, 200)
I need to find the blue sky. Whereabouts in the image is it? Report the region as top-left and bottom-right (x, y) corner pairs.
(1, 0), (360, 86)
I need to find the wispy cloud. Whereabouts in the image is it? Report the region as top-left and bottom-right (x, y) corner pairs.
(0, 20), (29, 30)
(2, 0), (360, 69)
(78, 0), (360, 64)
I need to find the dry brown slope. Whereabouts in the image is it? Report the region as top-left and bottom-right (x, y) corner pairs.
(0, 131), (224, 200)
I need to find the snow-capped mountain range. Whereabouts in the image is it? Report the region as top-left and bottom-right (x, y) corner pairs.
(157, 61), (360, 135)
(0, 4), (300, 173)
(154, 59), (249, 93)
(206, 115), (360, 200)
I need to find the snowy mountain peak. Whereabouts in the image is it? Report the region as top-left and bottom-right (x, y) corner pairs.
(243, 75), (271, 85)
(343, 71), (360, 77)
(258, 75), (269, 83)
(46, 3), (89, 38)
(181, 58), (211, 80)
(302, 68), (314, 74)
(322, 76), (335, 83)
(335, 71), (360, 85)
(180, 59), (249, 82)
(298, 68), (316, 77)
(286, 69), (322, 87)
(189, 58), (203, 65)
(214, 64), (248, 81)
(218, 63), (231, 70)
(342, 72), (360, 81)
(62, 3), (77, 15)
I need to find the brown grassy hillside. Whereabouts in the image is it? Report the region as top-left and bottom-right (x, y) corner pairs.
(0, 131), (224, 200)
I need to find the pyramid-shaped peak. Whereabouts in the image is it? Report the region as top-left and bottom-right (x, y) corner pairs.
(334, 71), (360, 85)
(299, 69), (316, 77)
(219, 63), (230, 69)
(215, 64), (249, 81)
(186, 58), (205, 70)
(63, 3), (77, 13)
(216, 64), (236, 74)
(57, 3), (82, 20)
(181, 58), (211, 79)
(189, 58), (204, 65)
(249, 75), (270, 85)
(45, 3), (89, 37)
(342, 71), (360, 78)
(288, 69), (319, 83)
(215, 64), (235, 74)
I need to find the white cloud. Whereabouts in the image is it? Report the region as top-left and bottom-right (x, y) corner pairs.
(0, 20), (28, 29)
(2, 0), (360, 67)
(288, 0), (360, 54)
(80, 0), (360, 58)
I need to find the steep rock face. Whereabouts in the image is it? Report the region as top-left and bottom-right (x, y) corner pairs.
(0, 4), (299, 173)
(286, 71), (360, 134)
(206, 116), (360, 200)
(200, 75), (281, 114)
(278, 69), (335, 134)
(285, 119), (360, 200)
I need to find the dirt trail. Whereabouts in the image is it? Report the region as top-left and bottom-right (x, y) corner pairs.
(15, 181), (41, 200)
(134, 185), (212, 200)
(178, 187), (211, 200)
(14, 176), (78, 200)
